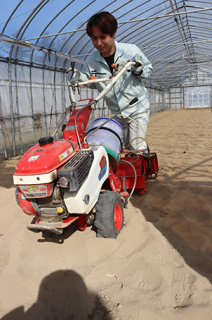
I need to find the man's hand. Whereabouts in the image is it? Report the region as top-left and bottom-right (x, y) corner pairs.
(132, 57), (143, 75)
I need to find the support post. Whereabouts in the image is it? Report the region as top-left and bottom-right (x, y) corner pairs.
(0, 96), (8, 159)
(15, 63), (23, 154)
(42, 67), (48, 136)
(8, 60), (16, 157)
(29, 65), (37, 144)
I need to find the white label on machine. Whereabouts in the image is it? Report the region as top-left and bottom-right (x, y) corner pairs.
(75, 100), (90, 109)
(28, 155), (39, 162)
(65, 125), (78, 131)
(20, 184), (48, 197)
(59, 147), (73, 161)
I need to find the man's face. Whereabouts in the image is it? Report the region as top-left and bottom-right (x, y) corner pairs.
(90, 25), (116, 57)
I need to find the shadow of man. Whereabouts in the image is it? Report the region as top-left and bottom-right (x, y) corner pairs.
(1, 270), (112, 320)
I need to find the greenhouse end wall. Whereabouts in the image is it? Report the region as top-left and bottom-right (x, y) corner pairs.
(167, 86), (211, 110)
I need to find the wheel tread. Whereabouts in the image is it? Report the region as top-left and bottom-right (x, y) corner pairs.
(102, 213), (112, 222)
(94, 191), (124, 239)
(94, 220), (103, 231)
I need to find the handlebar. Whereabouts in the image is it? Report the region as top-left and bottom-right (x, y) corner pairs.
(93, 60), (135, 104)
(74, 60), (135, 87)
(67, 60), (136, 108)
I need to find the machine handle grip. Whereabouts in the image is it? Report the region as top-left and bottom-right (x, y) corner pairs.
(130, 97), (138, 105)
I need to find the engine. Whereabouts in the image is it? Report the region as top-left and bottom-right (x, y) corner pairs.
(14, 140), (109, 233)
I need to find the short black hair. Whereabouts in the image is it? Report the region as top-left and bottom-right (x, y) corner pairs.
(86, 11), (117, 37)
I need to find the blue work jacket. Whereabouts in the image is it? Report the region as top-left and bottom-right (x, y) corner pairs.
(79, 41), (153, 116)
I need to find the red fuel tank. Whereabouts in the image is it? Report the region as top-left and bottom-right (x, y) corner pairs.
(14, 137), (78, 175)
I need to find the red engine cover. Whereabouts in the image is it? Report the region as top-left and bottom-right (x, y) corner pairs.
(14, 139), (78, 175)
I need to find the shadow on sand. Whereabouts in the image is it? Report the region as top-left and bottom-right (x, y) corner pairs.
(1, 270), (113, 320)
(131, 160), (212, 284)
(0, 157), (21, 189)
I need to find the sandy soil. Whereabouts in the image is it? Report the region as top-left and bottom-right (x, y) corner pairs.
(0, 108), (212, 320)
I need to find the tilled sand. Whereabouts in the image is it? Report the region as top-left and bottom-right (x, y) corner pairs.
(0, 108), (212, 319)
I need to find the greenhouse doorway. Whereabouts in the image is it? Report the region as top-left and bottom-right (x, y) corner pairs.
(184, 86), (211, 109)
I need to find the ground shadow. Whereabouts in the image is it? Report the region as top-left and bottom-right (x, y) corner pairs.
(36, 222), (79, 244)
(1, 270), (113, 320)
(131, 164), (212, 284)
(0, 158), (20, 189)
(36, 223), (96, 244)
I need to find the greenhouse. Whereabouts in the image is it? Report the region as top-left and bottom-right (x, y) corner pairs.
(1, 1), (212, 319)
(0, 0), (211, 159)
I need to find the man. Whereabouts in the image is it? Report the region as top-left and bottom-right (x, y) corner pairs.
(76, 11), (152, 152)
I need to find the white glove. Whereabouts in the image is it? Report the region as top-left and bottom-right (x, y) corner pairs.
(132, 57), (143, 75)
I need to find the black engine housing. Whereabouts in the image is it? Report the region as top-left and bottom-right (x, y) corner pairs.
(58, 150), (94, 192)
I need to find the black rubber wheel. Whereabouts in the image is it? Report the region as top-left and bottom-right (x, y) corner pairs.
(94, 191), (124, 239)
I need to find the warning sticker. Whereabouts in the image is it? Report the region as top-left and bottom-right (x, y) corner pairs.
(26, 192), (47, 197)
(59, 147), (73, 161)
(20, 184), (48, 197)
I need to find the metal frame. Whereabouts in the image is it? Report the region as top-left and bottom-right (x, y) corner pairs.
(1, 0), (212, 86)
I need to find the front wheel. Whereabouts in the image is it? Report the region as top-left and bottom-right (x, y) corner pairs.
(94, 191), (124, 239)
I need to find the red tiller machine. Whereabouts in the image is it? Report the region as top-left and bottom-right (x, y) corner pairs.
(13, 61), (158, 238)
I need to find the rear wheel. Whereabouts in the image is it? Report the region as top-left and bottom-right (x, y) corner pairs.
(94, 191), (124, 239)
